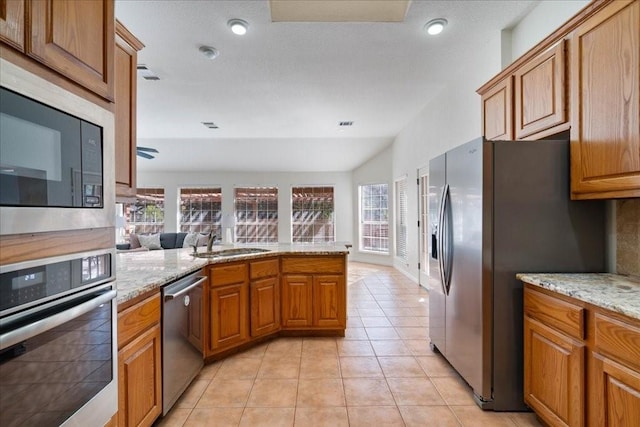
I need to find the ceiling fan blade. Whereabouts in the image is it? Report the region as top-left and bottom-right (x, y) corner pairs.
(137, 151), (155, 159)
(136, 146), (159, 153)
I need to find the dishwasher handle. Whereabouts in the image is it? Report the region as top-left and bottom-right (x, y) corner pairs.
(164, 276), (206, 300)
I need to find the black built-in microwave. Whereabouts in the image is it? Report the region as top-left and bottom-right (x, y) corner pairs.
(0, 87), (103, 208)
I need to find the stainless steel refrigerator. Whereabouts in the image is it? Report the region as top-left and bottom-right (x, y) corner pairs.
(428, 137), (605, 411)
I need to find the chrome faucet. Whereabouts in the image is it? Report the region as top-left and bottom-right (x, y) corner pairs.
(207, 232), (217, 252)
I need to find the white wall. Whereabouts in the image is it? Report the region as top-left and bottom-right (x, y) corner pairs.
(510, 0), (589, 60)
(137, 170), (353, 244)
(351, 146), (394, 266)
(356, 0), (591, 283)
(386, 28), (504, 283)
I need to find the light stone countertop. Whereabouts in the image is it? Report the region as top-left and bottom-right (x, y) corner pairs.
(116, 243), (350, 305)
(517, 273), (640, 321)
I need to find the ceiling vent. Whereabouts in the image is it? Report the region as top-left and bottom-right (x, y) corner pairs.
(202, 122), (219, 129)
(137, 64), (160, 80)
(339, 121), (354, 127)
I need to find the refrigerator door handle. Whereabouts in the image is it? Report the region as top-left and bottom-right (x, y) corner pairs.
(437, 184), (449, 295)
(442, 184), (453, 295)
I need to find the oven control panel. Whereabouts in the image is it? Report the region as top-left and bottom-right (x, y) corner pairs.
(0, 252), (112, 314)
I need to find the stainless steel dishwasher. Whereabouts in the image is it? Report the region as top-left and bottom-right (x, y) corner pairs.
(162, 271), (206, 415)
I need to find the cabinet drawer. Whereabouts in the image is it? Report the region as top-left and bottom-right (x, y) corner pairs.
(594, 313), (640, 371)
(117, 292), (161, 349)
(210, 262), (247, 286)
(250, 258), (279, 280)
(281, 257), (344, 274)
(524, 288), (584, 340)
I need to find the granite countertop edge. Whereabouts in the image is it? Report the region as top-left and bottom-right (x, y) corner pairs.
(517, 272), (640, 321)
(116, 245), (350, 305)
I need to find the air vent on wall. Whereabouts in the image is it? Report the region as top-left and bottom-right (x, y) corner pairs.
(339, 121), (354, 127)
(137, 64), (160, 80)
(202, 122), (219, 129)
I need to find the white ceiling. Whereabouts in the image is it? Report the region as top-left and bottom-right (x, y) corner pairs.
(115, 0), (537, 173)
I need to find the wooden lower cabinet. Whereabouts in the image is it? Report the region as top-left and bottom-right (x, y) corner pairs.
(524, 315), (585, 427)
(209, 282), (248, 351)
(313, 275), (346, 328)
(280, 256), (346, 332)
(281, 275), (313, 327)
(117, 293), (162, 427)
(590, 352), (640, 426)
(206, 262), (249, 355)
(281, 273), (346, 330)
(250, 276), (280, 337)
(204, 255), (346, 358)
(524, 284), (640, 427)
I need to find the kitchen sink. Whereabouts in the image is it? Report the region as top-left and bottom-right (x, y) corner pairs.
(192, 248), (271, 258)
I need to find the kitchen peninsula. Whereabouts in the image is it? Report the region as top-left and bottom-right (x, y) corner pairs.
(115, 245), (348, 426)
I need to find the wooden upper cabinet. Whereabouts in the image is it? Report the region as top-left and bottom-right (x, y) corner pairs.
(570, 0), (640, 199)
(481, 77), (513, 140)
(27, 0), (115, 101)
(515, 40), (567, 139)
(115, 20), (144, 199)
(0, 0), (24, 50)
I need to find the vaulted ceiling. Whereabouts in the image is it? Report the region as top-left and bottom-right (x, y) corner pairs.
(115, 0), (537, 172)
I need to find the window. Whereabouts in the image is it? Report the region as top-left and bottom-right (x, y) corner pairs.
(179, 187), (222, 235)
(291, 186), (335, 244)
(234, 187), (278, 243)
(395, 178), (408, 260)
(359, 184), (389, 253)
(126, 188), (165, 235)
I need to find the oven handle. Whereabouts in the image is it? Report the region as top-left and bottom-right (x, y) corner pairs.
(0, 289), (117, 351)
(164, 276), (206, 300)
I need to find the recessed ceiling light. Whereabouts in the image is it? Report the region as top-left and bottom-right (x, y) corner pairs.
(199, 46), (219, 60)
(228, 19), (249, 35)
(424, 18), (447, 36)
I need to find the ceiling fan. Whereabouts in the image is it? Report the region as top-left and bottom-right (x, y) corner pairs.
(136, 146), (159, 159)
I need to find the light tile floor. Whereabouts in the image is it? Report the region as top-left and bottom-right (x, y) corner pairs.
(157, 262), (543, 427)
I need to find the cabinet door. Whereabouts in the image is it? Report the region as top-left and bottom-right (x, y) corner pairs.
(118, 323), (162, 427)
(115, 21), (143, 199)
(590, 352), (640, 427)
(27, 0), (115, 100)
(250, 276), (280, 337)
(209, 283), (248, 351)
(570, 0), (640, 199)
(313, 275), (345, 328)
(281, 275), (313, 327)
(524, 315), (585, 427)
(515, 40), (566, 139)
(482, 77), (513, 140)
(0, 0), (24, 50)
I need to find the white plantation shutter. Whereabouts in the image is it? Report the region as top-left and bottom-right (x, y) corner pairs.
(291, 186), (335, 243)
(234, 187), (278, 243)
(179, 187), (222, 235)
(359, 184), (389, 253)
(395, 178), (407, 260)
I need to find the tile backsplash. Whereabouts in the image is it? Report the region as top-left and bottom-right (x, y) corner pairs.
(616, 199), (640, 276)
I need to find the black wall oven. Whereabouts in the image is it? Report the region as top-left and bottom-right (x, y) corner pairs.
(0, 250), (117, 427)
